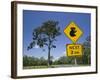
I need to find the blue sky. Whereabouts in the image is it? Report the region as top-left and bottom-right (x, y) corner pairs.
(23, 10), (91, 60)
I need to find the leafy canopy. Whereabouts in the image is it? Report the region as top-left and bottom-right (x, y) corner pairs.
(27, 20), (61, 50)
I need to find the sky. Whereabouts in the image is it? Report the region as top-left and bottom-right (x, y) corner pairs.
(23, 10), (91, 60)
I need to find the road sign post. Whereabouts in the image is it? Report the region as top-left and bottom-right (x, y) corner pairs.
(64, 21), (83, 65)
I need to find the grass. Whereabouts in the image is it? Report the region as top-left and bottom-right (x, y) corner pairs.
(23, 66), (48, 69)
(23, 64), (90, 69)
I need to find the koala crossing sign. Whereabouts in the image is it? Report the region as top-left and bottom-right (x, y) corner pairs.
(64, 21), (83, 43)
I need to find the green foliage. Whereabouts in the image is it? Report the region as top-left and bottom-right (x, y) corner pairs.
(82, 36), (91, 65)
(23, 54), (90, 68)
(57, 56), (68, 64)
(27, 20), (61, 50)
(82, 48), (91, 64)
(23, 55), (74, 67)
(53, 56), (74, 65)
(39, 57), (48, 65)
(23, 56), (47, 66)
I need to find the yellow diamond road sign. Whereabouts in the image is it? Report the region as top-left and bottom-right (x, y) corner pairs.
(64, 21), (83, 43)
(67, 44), (83, 57)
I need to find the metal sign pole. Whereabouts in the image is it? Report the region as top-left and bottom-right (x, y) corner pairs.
(74, 57), (77, 66)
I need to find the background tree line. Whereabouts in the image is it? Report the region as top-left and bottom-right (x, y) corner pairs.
(23, 56), (73, 67)
(23, 56), (47, 66)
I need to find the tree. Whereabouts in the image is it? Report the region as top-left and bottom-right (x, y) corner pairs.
(27, 20), (61, 66)
(57, 56), (67, 64)
(56, 56), (74, 64)
(39, 57), (47, 65)
(83, 36), (91, 64)
(23, 55), (47, 67)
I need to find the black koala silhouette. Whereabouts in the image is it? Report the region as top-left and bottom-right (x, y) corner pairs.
(70, 27), (77, 37)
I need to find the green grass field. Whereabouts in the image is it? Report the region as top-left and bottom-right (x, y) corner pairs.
(23, 64), (90, 69)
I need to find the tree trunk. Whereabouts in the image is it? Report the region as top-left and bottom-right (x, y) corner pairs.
(48, 37), (51, 67)
(48, 46), (50, 67)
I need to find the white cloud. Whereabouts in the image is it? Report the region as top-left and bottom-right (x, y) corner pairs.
(60, 51), (66, 57)
(34, 45), (39, 49)
(54, 51), (67, 60)
(63, 51), (66, 56)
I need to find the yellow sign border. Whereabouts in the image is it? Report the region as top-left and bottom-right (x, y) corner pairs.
(64, 21), (83, 43)
(66, 44), (83, 57)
